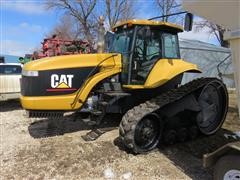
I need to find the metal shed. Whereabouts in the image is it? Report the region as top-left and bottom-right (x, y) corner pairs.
(180, 39), (234, 88)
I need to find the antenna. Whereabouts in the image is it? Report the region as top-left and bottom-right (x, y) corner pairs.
(148, 11), (187, 20)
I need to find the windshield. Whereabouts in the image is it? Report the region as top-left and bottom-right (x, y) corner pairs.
(109, 29), (133, 55)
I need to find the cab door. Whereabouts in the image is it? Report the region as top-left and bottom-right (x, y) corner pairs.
(130, 27), (161, 85)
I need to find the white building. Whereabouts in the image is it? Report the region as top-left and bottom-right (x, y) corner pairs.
(180, 39), (234, 87)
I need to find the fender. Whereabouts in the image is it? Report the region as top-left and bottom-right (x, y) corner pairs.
(144, 59), (201, 88)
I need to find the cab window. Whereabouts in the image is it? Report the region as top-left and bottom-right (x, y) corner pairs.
(134, 29), (161, 63)
(162, 33), (179, 59)
(110, 30), (133, 55)
(110, 29), (133, 84)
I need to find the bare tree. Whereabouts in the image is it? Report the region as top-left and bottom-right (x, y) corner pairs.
(46, 0), (136, 49)
(195, 20), (229, 47)
(155, 0), (181, 22)
(155, 0), (228, 47)
(105, 0), (135, 29)
(47, 0), (97, 47)
(50, 15), (80, 40)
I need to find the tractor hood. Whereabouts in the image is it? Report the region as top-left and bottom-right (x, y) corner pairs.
(20, 53), (122, 110)
(23, 53), (122, 71)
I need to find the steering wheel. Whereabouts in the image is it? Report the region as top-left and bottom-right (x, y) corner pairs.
(140, 53), (160, 67)
(150, 55), (160, 62)
(135, 39), (144, 55)
(135, 45), (144, 56)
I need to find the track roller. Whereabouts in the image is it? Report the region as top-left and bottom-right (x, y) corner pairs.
(188, 126), (199, 140)
(177, 128), (188, 142)
(163, 129), (177, 145)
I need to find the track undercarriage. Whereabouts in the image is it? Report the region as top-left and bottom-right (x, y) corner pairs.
(119, 78), (228, 153)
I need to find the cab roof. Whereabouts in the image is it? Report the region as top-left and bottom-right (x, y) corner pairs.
(113, 19), (183, 32)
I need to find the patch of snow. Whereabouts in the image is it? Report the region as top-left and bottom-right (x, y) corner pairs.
(122, 172), (132, 179)
(104, 167), (115, 179)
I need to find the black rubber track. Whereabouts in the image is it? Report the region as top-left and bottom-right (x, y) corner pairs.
(119, 78), (228, 153)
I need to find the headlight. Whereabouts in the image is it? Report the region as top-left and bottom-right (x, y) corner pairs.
(110, 77), (116, 82)
(22, 70), (39, 77)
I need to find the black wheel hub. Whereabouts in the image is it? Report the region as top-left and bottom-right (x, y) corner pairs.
(134, 116), (161, 151)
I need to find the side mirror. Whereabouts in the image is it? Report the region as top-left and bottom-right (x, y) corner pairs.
(184, 13), (193, 31)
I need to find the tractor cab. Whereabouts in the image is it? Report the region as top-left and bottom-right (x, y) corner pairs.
(109, 20), (183, 85)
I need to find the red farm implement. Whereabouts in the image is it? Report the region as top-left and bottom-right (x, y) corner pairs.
(20, 35), (92, 63)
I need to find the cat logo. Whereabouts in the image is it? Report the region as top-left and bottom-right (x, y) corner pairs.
(47, 74), (76, 92)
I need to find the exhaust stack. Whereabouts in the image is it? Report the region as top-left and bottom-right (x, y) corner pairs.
(97, 16), (105, 53)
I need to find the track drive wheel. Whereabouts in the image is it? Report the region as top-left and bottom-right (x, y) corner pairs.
(119, 103), (163, 154)
(197, 79), (228, 135)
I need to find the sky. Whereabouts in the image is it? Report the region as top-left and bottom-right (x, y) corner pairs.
(0, 0), (61, 56)
(0, 0), (220, 57)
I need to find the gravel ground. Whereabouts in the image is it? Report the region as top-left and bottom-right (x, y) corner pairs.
(0, 93), (239, 179)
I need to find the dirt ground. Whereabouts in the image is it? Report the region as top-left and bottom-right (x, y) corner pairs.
(0, 93), (239, 179)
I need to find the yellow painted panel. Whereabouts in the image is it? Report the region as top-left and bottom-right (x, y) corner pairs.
(20, 94), (76, 110)
(23, 53), (121, 71)
(145, 59), (200, 88)
(113, 19), (183, 31)
(123, 59), (201, 89)
(122, 85), (145, 89)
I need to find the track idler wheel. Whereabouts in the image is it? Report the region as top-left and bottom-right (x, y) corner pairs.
(196, 79), (228, 135)
(119, 112), (163, 154)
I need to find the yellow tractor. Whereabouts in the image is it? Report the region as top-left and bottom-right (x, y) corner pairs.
(20, 13), (228, 153)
